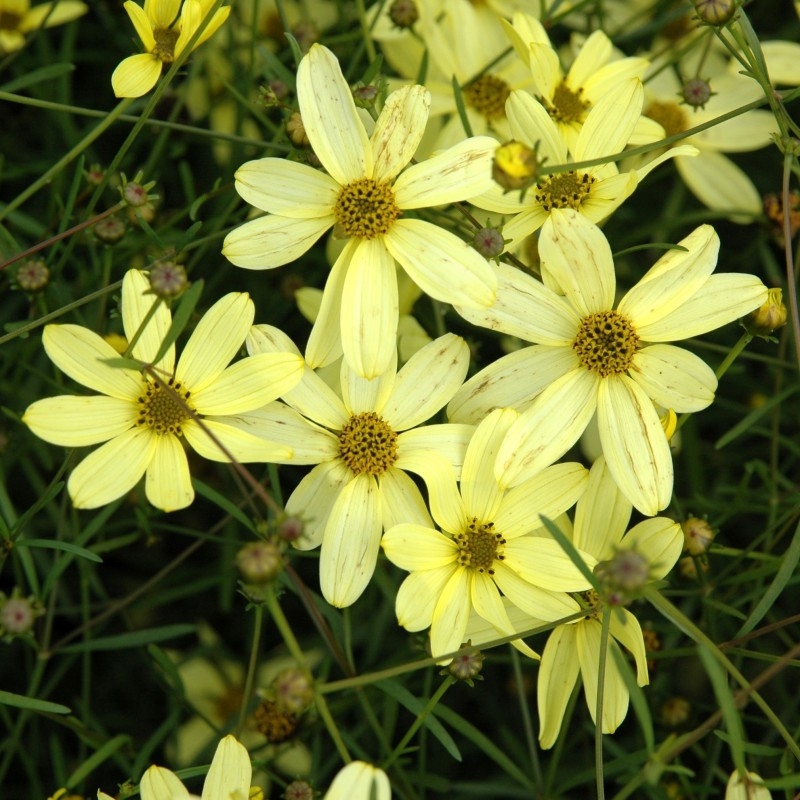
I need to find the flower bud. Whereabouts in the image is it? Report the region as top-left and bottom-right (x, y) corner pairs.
(693, 0), (737, 25)
(149, 261), (189, 300)
(763, 191), (800, 242)
(444, 644), (484, 685)
(594, 549), (651, 604)
(661, 696), (692, 727)
(492, 141), (539, 193)
(284, 781), (315, 800)
(725, 770), (771, 800)
(94, 215), (127, 244)
(681, 516), (714, 555)
(0, 590), (44, 638)
(743, 288), (787, 337)
(389, 0), (418, 28)
(352, 83), (380, 109)
(15, 259), (50, 292)
(252, 698), (299, 743)
(681, 77), (713, 109)
(286, 111), (310, 148)
(472, 226), (505, 260)
(272, 666), (314, 714)
(277, 515), (305, 542)
(235, 541), (283, 584)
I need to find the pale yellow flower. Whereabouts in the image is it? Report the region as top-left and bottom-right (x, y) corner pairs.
(535, 456), (683, 748)
(450, 211), (767, 515)
(0, 0), (86, 54)
(23, 270), (303, 512)
(225, 327), (475, 607)
(324, 761), (390, 800)
(222, 43), (497, 379)
(382, 408), (590, 661)
(725, 770), (772, 800)
(111, 0), (231, 98)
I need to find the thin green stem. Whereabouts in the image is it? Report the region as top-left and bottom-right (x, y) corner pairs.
(595, 611), (611, 800)
(238, 603), (264, 738)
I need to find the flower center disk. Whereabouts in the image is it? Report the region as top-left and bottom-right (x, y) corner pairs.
(464, 74), (511, 123)
(644, 101), (687, 139)
(535, 170), (594, 212)
(548, 79), (589, 124)
(573, 310), (639, 376)
(455, 518), (505, 574)
(338, 411), (399, 476)
(153, 27), (180, 63)
(334, 178), (400, 239)
(137, 377), (193, 435)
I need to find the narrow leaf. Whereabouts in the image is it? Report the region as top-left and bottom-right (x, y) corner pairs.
(0, 690), (70, 714)
(58, 624), (196, 653)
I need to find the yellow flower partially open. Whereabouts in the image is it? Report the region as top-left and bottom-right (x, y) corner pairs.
(0, 0), (87, 54)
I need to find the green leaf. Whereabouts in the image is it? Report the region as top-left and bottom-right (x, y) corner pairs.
(0, 690), (70, 714)
(715, 383), (800, 449)
(66, 734), (130, 787)
(0, 64), (75, 92)
(18, 538), (102, 563)
(193, 478), (256, 531)
(152, 279), (204, 365)
(58, 624), (196, 653)
(376, 679), (462, 762)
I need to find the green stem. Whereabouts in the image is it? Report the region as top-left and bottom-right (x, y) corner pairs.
(645, 587), (800, 762)
(0, 99), (134, 223)
(238, 603), (264, 738)
(595, 611), (611, 800)
(383, 676), (454, 771)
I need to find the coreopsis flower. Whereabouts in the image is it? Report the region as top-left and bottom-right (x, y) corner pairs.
(450, 210), (768, 515)
(0, 0), (87, 54)
(324, 761), (390, 800)
(22, 270), (303, 512)
(228, 327), (475, 607)
(471, 81), (696, 248)
(536, 456), (683, 748)
(222, 43), (497, 379)
(724, 770), (772, 800)
(382, 407), (591, 661)
(111, 0), (231, 98)
(503, 13), (664, 152)
(101, 735), (251, 800)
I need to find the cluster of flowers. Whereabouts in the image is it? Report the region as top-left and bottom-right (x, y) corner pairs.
(18, 0), (791, 792)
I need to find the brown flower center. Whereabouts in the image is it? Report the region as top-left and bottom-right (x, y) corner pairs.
(153, 27), (180, 63)
(547, 79), (590, 124)
(464, 74), (511, 123)
(334, 178), (400, 239)
(535, 170), (595, 212)
(338, 411), (399, 476)
(0, 10), (23, 30)
(573, 310), (639, 377)
(136, 377), (193, 435)
(455, 518), (505, 574)
(644, 100), (688, 140)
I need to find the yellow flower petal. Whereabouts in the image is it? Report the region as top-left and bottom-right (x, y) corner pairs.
(23, 396), (137, 447)
(145, 433), (193, 511)
(112, 52), (162, 98)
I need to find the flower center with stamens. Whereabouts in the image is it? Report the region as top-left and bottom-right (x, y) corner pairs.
(573, 310), (639, 377)
(547, 79), (590, 123)
(579, 589), (602, 619)
(535, 171), (595, 211)
(644, 100), (687, 140)
(464, 75), (511, 123)
(0, 10), (23, 29)
(153, 27), (180, 63)
(338, 411), (399, 476)
(454, 518), (505, 574)
(136, 377), (193, 435)
(334, 178), (400, 239)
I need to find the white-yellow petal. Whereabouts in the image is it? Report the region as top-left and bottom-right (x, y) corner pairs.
(324, 761), (390, 800)
(140, 764), (190, 800)
(382, 524), (457, 571)
(538, 624), (580, 749)
(145, 433), (193, 511)
(395, 566), (455, 632)
(23, 396), (137, 447)
(430, 567), (472, 660)
(371, 85), (431, 183)
(201, 735), (252, 800)
(112, 53), (162, 98)
(182, 417), (292, 463)
(577, 621), (629, 733)
(122, 269), (174, 372)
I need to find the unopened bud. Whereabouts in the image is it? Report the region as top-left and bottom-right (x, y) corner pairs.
(444, 644), (484, 685)
(277, 515), (304, 542)
(286, 111), (310, 148)
(284, 781), (315, 800)
(85, 163), (106, 186)
(236, 541), (283, 584)
(594, 550), (651, 604)
(272, 667), (314, 714)
(744, 288), (787, 337)
(472, 227), (505, 260)
(661, 696), (691, 727)
(693, 0), (737, 25)
(492, 141), (538, 193)
(94, 215), (126, 244)
(0, 590), (44, 638)
(253, 698), (299, 743)
(763, 191), (800, 242)
(681, 516), (714, 555)
(352, 83), (380, 109)
(123, 181), (150, 207)
(389, 0), (418, 28)
(681, 77), (713, 109)
(679, 554), (709, 579)
(149, 261), (188, 300)
(16, 259), (50, 292)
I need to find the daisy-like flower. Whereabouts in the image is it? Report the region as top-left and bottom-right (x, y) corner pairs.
(99, 734), (251, 800)
(0, 0), (87, 54)
(504, 13), (664, 152)
(382, 407), (591, 661)
(111, 0), (231, 98)
(324, 761), (390, 800)
(23, 270), (303, 512)
(222, 43), (498, 379)
(725, 770), (772, 800)
(471, 80), (697, 248)
(536, 456), (683, 748)
(450, 210), (768, 515)
(225, 327), (475, 607)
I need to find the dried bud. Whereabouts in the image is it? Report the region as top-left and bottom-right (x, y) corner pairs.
(681, 516), (715, 555)
(389, 0), (418, 28)
(149, 261), (189, 300)
(352, 83), (380, 109)
(764, 191), (800, 242)
(272, 667), (314, 714)
(258, 84), (282, 109)
(693, 0), (737, 25)
(284, 781), (315, 800)
(252, 698), (299, 743)
(594, 549), (651, 605)
(681, 77), (713, 109)
(472, 227), (505, 260)
(678, 554), (709, 579)
(236, 541), (283, 584)
(277, 515), (304, 542)
(444, 644), (484, 685)
(286, 111), (310, 148)
(743, 288), (787, 337)
(85, 163), (106, 186)
(15, 259), (50, 292)
(94, 215), (127, 244)
(661, 696), (692, 727)
(492, 141), (538, 193)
